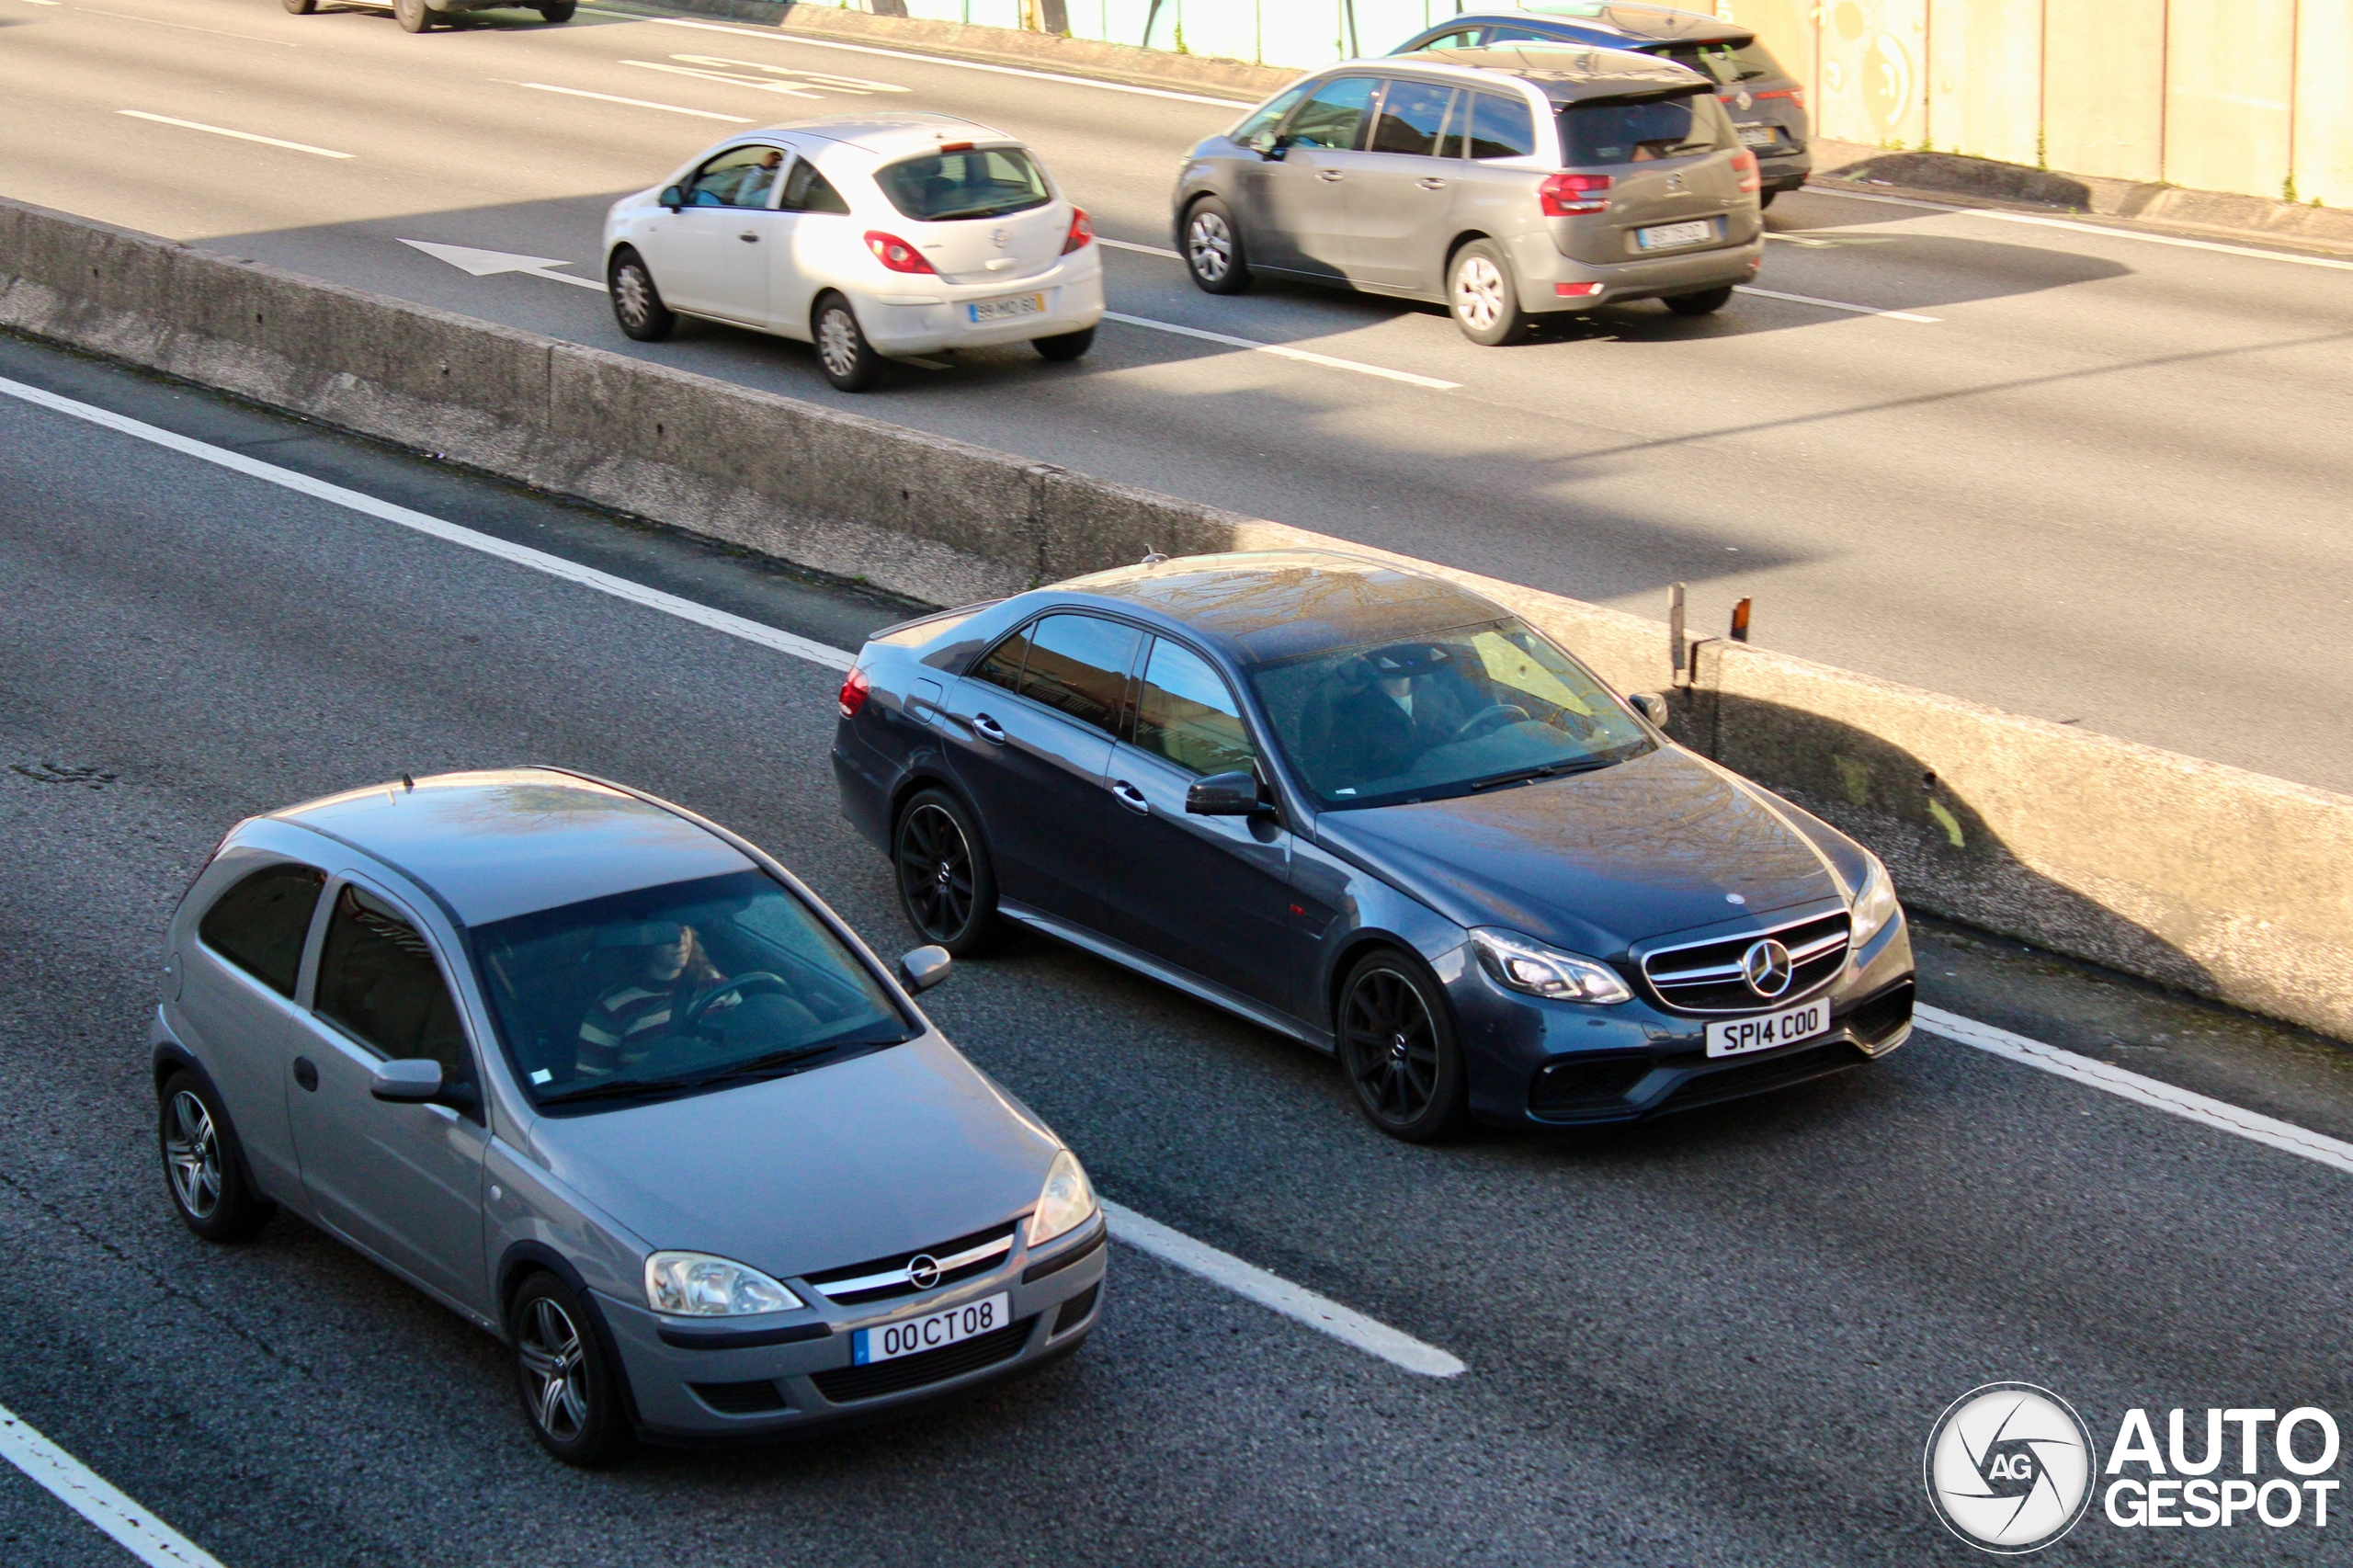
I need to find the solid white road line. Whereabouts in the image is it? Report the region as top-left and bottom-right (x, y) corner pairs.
(400, 238), (608, 291)
(115, 111), (351, 159)
(510, 81), (753, 122)
(589, 9), (1255, 108)
(1734, 285), (1939, 323)
(1102, 1201), (1466, 1378)
(0, 1402), (225, 1568)
(1102, 312), (1461, 391)
(1097, 237), (1183, 260)
(1915, 1005), (2353, 1177)
(0, 374), (856, 670)
(1807, 187), (2353, 273)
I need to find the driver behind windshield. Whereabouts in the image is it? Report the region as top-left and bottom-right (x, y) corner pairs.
(1306, 642), (1483, 786)
(576, 920), (730, 1079)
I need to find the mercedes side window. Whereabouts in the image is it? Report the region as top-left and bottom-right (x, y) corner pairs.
(315, 883), (472, 1084)
(972, 620), (1035, 695)
(1486, 25), (1562, 44)
(1133, 639), (1256, 778)
(1285, 76), (1379, 152)
(198, 862), (325, 997)
(1231, 84), (1308, 150)
(779, 156), (851, 215)
(1017, 614), (1142, 735)
(1413, 27), (1485, 51)
(684, 145), (786, 209)
(1464, 92), (1540, 160)
(1369, 81), (1458, 157)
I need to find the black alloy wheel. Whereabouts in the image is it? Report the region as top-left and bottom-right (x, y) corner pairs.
(1032, 325), (1095, 362)
(393, 0), (435, 31)
(510, 1272), (631, 1466)
(538, 0), (575, 18)
(1665, 285), (1735, 316)
(1336, 950), (1468, 1142)
(158, 1071), (273, 1242)
(607, 248), (676, 343)
(893, 789), (1002, 956)
(813, 291), (885, 392)
(1183, 197), (1250, 295)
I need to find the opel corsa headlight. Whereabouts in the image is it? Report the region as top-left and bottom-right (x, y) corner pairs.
(1028, 1149), (1097, 1249)
(1849, 854), (1903, 948)
(1470, 928), (1632, 1005)
(644, 1251), (801, 1317)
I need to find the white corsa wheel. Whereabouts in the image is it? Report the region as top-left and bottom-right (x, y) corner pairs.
(1453, 256), (1506, 333)
(1188, 211), (1233, 285)
(817, 308), (861, 381)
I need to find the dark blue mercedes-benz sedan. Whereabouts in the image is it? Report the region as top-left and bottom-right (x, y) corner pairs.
(831, 551), (1914, 1142)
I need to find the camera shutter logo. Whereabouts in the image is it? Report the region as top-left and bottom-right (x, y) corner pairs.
(1924, 1383), (2095, 1553)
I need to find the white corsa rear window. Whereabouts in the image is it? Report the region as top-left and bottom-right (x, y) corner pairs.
(875, 148), (1051, 222)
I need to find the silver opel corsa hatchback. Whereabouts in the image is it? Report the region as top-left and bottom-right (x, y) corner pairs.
(153, 768), (1105, 1464)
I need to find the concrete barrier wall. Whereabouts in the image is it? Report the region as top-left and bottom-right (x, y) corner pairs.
(5, 197), (2347, 1040)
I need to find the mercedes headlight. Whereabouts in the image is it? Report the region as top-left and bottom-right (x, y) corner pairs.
(1470, 928), (1632, 1005)
(1028, 1149), (1097, 1249)
(1850, 854), (1903, 948)
(644, 1251), (801, 1316)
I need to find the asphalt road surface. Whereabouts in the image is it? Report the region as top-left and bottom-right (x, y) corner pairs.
(2, 0), (2350, 794)
(4, 333), (2350, 1566)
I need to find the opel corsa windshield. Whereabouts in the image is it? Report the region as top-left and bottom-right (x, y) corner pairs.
(875, 147), (1051, 221)
(472, 869), (916, 1108)
(1249, 618), (1654, 808)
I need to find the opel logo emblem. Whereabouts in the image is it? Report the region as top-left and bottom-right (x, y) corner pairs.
(906, 1253), (940, 1290)
(1742, 938), (1793, 998)
(989, 228), (1010, 247)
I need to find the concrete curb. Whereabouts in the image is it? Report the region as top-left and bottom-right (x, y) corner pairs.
(3, 196), (2345, 1043)
(1810, 138), (2353, 256)
(610, 0), (1290, 100)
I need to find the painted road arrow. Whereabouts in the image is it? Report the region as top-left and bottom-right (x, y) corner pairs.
(399, 239), (605, 290)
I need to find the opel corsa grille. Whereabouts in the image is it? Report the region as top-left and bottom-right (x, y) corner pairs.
(803, 1221), (1018, 1306)
(1641, 911), (1851, 1014)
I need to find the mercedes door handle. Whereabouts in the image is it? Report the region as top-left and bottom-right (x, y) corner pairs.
(1416, 177), (1449, 190)
(738, 231), (759, 243)
(971, 713), (1006, 744)
(1317, 170), (1345, 182)
(292, 1057), (318, 1092)
(1109, 780), (1151, 814)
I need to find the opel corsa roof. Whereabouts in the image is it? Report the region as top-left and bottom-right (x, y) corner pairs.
(1061, 551), (1511, 664)
(274, 768), (750, 926)
(766, 113), (1014, 158)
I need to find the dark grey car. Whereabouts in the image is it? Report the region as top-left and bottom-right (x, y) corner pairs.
(1391, 5), (1813, 203)
(1173, 47), (1764, 342)
(153, 768), (1104, 1463)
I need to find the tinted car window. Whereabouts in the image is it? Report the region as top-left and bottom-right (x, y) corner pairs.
(685, 145), (785, 209)
(779, 157), (851, 215)
(1133, 639), (1255, 778)
(1248, 618), (1653, 809)
(1413, 27), (1485, 50)
(1018, 614), (1140, 733)
(472, 869), (915, 1107)
(972, 621), (1033, 694)
(1231, 84), (1308, 145)
(315, 883), (471, 1079)
(1464, 92), (1539, 159)
(1286, 76), (1378, 151)
(1370, 81), (1458, 156)
(1486, 25), (1562, 43)
(1561, 92), (1722, 163)
(1651, 39), (1783, 85)
(198, 862), (324, 997)
(875, 148), (1051, 222)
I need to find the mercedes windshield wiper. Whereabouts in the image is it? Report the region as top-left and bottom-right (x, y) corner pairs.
(1466, 756), (1616, 792)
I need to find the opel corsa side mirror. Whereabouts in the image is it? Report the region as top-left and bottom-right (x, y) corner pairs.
(898, 945), (952, 994)
(1629, 691), (1672, 727)
(1186, 770), (1260, 815)
(369, 1058), (443, 1103)
(659, 185), (685, 211)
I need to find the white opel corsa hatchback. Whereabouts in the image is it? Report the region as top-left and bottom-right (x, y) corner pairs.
(604, 113), (1105, 391)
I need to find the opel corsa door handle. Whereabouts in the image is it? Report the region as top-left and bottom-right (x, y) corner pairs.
(1109, 780), (1152, 814)
(739, 231), (759, 243)
(1317, 170), (1345, 182)
(292, 1057), (318, 1092)
(971, 713), (1006, 744)
(1417, 177), (1449, 190)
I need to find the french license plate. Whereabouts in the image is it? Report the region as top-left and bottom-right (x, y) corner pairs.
(1737, 122), (1776, 148)
(1705, 999), (1829, 1059)
(967, 293), (1044, 324)
(1636, 219), (1716, 251)
(853, 1293), (1009, 1366)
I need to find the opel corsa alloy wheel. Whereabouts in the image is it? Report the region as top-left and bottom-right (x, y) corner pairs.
(517, 1295), (590, 1445)
(164, 1090), (222, 1221)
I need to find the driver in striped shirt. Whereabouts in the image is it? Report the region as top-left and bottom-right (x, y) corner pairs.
(576, 921), (726, 1078)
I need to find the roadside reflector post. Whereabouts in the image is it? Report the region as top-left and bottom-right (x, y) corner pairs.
(1730, 597), (1752, 642)
(1668, 582), (1687, 686)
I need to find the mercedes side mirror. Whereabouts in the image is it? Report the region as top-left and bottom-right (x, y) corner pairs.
(1629, 691), (1672, 727)
(369, 1058), (443, 1103)
(897, 945), (952, 994)
(1186, 770), (1260, 815)
(658, 185), (685, 212)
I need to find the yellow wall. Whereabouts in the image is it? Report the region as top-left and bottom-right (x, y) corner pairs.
(2041, 0), (2165, 182)
(2165, 0), (2297, 198)
(1817, 0), (1932, 146)
(2294, 0), (2353, 207)
(1927, 0), (2043, 164)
